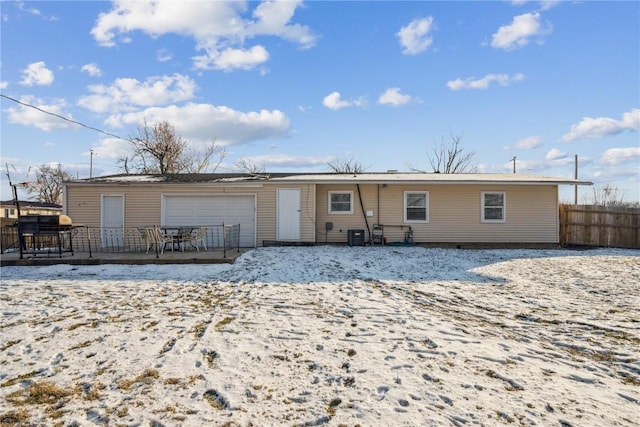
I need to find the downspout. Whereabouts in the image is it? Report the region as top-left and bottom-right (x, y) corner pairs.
(356, 184), (370, 243)
(377, 184), (380, 227)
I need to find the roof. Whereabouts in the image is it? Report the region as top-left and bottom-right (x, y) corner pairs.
(0, 200), (63, 209)
(64, 172), (592, 186)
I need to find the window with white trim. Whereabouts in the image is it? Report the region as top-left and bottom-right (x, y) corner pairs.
(481, 192), (506, 222)
(404, 191), (429, 222)
(328, 191), (353, 214)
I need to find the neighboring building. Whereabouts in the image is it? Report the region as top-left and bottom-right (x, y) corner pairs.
(63, 172), (591, 247)
(0, 200), (63, 219)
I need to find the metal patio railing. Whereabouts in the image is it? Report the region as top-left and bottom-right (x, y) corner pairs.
(1, 224), (241, 258)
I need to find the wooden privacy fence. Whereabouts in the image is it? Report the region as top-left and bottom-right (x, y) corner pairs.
(559, 204), (640, 249)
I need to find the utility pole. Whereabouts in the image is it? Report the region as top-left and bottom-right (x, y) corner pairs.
(574, 154), (578, 205)
(5, 163), (20, 218)
(512, 156), (517, 174)
(90, 149), (94, 179)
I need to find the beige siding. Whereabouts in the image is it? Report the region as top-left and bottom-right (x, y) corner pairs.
(316, 184), (559, 243)
(67, 181), (558, 246)
(66, 182), (317, 246)
(316, 184), (381, 244)
(253, 184), (316, 245)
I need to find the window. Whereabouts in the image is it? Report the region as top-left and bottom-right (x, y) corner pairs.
(404, 191), (429, 222)
(328, 191), (353, 214)
(481, 192), (506, 222)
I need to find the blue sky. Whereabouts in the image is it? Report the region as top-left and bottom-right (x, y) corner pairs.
(1, 0), (639, 203)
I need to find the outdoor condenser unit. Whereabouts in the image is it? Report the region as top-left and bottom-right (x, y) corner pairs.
(347, 229), (365, 246)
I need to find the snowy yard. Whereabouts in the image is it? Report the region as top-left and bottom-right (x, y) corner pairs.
(1, 246), (639, 426)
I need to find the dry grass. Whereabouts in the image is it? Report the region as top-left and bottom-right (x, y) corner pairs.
(203, 389), (229, 410)
(67, 320), (99, 331)
(1, 370), (43, 388)
(6, 380), (71, 406)
(215, 316), (234, 331)
(0, 409), (29, 426)
(76, 382), (105, 401)
(118, 369), (160, 391)
(191, 320), (210, 339)
(0, 340), (21, 352)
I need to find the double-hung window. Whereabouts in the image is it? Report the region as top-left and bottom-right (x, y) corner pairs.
(404, 191), (429, 222)
(481, 192), (506, 222)
(328, 191), (353, 214)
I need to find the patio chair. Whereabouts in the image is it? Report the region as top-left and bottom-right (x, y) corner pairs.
(145, 226), (174, 254)
(138, 227), (150, 252)
(181, 226), (208, 251)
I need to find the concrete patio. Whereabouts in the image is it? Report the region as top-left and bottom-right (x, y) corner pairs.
(0, 248), (245, 266)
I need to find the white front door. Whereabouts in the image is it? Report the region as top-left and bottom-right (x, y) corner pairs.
(101, 195), (124, 247)
(277, 188), (301, 241)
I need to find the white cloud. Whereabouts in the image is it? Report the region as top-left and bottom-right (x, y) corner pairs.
(6, 95), (77, 131)
(81, 63), (102, 77)
(0, 81), (8, 90)
(491, 13), (550, 50)
(601, 147), (640, 165)
(377, 88), (412, 106)
(104, 102), (290, 147)
(77, 74), (197, 113)
(193, 45), (269, 72)
(247, 0), (316, 49)
(91, 0), (315, 72)
(156, 49), (172, 62)
(561, 108), (640, 142)
(397, 16), (435, 55)
(515, 136), (542, 149)
(545, 148), (566, 160)
(233, 154), (333, 170)
(20, 61), (54, 86)
(447, 73), (524, 90)
(90, 137), (136, 161)
(322, 91), (365, 110)
(510, 1), (560, 11)
(16, 1), (42, 17)
(537, 1), (560, 11)
(322, 92), (349, 110)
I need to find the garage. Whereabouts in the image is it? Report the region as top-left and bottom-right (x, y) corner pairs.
(162, 195), (256, 247)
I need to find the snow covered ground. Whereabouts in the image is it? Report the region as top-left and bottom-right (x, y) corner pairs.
(1, 246), (639, 426)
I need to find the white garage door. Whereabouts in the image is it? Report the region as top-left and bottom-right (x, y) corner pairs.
(163, 195), (255, 247)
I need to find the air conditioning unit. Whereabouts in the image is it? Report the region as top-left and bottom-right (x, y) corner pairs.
(347, 229), (365, 246)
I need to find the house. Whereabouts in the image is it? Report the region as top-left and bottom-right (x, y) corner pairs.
(63, 172), (591, 247)
(0, 200), (63, 220)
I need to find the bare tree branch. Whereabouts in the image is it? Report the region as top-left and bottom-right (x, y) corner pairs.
(327, 158), (368, 174)
(236, 158), (266, 174)
(118, 119), (225, 174)
(415, 132), (476, 173)
(589, 184), (628, 207)
(25, 164), (71, 204)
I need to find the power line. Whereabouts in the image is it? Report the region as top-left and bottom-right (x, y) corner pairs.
(0, 93), (133, 143)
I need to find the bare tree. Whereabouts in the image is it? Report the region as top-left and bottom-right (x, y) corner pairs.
(25, 164), (71, 204)
(119, 120), (226, 174)
(589, 184), (627, 207)
(327, 157), (368, 173)
(236, 158), (266, 174)
(183, 141), (227, 174)
(416, 132), (476, 173)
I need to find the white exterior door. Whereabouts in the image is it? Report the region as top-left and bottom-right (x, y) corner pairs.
(163, 195), (256, 247)
(277, 188), (301, 241)
(101, 195), (124, 247)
